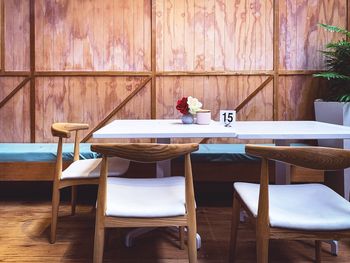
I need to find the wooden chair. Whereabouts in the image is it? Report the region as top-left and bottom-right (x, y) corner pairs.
(229, 144), (350, 263)
(50, 123), (130, 244)
(91, 143), (199, 263)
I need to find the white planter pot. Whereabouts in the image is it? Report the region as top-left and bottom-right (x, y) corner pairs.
(314, 100), (350, 200)
(314, 100), (350, 147)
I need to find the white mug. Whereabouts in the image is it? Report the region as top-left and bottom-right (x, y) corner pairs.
(196, 110), (211, 125)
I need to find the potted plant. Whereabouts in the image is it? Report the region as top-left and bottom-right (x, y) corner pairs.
(313, 23), (350, 132)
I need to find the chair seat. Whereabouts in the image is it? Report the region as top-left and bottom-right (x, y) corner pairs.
(106, 176), (186, 218)
(234, 182), (350, 231)
(62, 157), (129, 180)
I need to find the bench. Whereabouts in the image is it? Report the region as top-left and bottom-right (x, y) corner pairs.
(0, 143), (99, 181)
(0, 143), (322, 182)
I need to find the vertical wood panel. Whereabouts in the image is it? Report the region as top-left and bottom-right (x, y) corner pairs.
(35, 0), (150, 71)
(204, 0), (215, 71)
(124, 1), (134, 70)
(4, 0), (30, 71)
(279, 0), (347, 70)
(194, 0), (205, 70)
(214, 0), (225, 70)
(173, 0), (185, 71)
(158, 0), (273, 71)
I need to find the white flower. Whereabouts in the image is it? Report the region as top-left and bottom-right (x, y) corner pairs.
(187, 96), (202, 115)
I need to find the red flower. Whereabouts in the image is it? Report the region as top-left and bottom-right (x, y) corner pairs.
(176, 97), (189, 114)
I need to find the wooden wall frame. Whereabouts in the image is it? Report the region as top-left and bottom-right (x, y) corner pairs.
(0, 0), (349, 143)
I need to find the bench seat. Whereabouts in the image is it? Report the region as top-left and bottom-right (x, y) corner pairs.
(191, 144), (264, 163)
(0, 143), (99, 162)
(0, 142), (319, 182)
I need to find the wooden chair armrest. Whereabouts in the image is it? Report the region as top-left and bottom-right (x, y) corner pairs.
(246, 144), (350, 171)
(91, 143), (199, 162)
(51, 123), (89, 138)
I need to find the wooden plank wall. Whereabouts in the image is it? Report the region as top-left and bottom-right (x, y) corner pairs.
(0, 0), (348, 143)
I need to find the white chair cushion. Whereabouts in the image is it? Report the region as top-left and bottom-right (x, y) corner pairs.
(234, 182), (350, 231)
(105, 176), (186, 218)
(61, 157), (130, 180)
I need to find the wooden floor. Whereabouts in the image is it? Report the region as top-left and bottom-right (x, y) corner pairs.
(1, 201), (350, 262)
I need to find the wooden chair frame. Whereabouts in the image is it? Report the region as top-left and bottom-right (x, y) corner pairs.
(229, 144), (350, 263)
(50, 122), (98, 244)
(91, 143), (199, 263)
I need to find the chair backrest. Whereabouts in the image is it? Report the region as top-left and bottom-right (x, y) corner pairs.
(51, 123), (89, 180)
(246, 144), (350, 171)
(51, 123), (89, 138)
(91, 143), (199, 218)
(91, 143), (199, 162)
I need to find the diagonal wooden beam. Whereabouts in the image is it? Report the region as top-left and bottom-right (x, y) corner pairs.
(82, 77), (152, 142)
(235, 76), (273, 112)
(0, 77), (31, 110)
(199, 76), (273, 144)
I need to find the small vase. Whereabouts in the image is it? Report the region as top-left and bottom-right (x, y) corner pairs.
(181, 113), (194, 124)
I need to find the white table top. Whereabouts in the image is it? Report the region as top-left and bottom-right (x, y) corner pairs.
(93, 119), (350, 140)
(93, 119), (236, 139)
(233, 121), (350, 139)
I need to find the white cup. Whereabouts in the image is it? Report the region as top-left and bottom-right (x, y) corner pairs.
(196, 110), (211, 125)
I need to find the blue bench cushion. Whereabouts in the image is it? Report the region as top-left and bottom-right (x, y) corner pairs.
(0, 143), (310, 163)
(190, 144), (264, 163)
(190, 143), (310, 163)
(0, 143), (99, 162)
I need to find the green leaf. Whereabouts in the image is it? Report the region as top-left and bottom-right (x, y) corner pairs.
(319, 23), (350, 37)
(313, 72), (350, 80)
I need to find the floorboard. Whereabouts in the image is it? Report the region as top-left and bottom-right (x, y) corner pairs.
(0, 201), (349, 262)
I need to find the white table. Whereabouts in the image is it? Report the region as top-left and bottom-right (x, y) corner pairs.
(94, 119), (236, 177)
(94, 120), (350, 198)
(93, 119), (236, 139)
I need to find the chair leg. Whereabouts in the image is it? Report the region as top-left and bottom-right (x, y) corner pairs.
(229, 194), (241, 262)
(315, 240), (322, 263)
(71, 186), (77, 215)
(50, 186), (60, 244)
(179, 226), (185, 250)
(187, 223), (197, 263)
(93, 225), (105, 263)
(256, 236), (269, 263)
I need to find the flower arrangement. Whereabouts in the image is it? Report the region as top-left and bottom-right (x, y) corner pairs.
(176, 96), (202, 115)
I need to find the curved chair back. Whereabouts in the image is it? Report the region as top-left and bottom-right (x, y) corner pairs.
(246, 144), (350, 171)
(51, 123), (89, 138)
(51, 123), (89, 163)
(91, 143), (199, 163)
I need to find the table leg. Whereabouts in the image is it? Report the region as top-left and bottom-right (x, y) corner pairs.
(323, 139), (350, 201)
(124, 227), (157, 247)
(324, 240), (339, 256)
(274, 140), (291, 185)
(156, 138), (171, 178)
